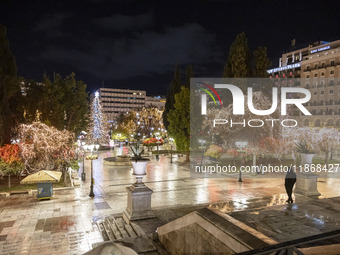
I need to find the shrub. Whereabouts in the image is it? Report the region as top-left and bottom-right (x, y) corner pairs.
(204, 145), (223, 159)
(143, 138), (164, 147)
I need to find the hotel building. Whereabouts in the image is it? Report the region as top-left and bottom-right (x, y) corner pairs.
(268, 39), (340, 127)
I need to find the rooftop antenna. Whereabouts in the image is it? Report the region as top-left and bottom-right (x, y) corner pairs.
(102, 80), (104, 88)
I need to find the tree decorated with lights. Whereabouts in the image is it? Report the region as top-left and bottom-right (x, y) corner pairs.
(285, 127), (340, 166)
(316, 128), (340, 167)
(116, 106), (165, 139)
(88, 91), (109, 145)
(17, 121), (76, 172)
(202, 90), (280, 166)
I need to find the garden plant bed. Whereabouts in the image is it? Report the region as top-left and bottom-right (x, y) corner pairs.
(0, 175), (66, 193)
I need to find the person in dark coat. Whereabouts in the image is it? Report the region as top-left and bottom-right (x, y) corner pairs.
(285, 167), (296, 203)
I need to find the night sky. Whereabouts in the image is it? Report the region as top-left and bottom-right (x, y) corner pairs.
(1, 0), (339, 95)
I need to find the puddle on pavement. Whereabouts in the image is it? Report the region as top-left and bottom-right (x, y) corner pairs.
(208, 193), (291, 213)
(35, 216), (77, 233)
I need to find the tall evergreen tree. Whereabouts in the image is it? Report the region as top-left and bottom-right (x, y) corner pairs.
(185, 65), (194, 88)
(168, 86), (190, 161)
(253, 46), (271, 78)
(163, 65), (181, 130)
(223, 32), (251, 78)
(23, 73), (88, 134)
(0, 25), (21, 145)
(88, 91), (109, 145)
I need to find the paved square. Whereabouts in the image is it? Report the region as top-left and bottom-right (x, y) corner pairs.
(1, 152), (340, 254)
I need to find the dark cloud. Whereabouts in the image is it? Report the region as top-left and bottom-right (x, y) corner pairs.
(33, 12), (71, 33)
(40, 23), (219, 80)
(94, 12), (153, 31)
(1, 0), (337, 93)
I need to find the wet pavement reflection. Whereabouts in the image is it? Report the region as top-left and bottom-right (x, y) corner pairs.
(1, 147), (340, 254)
(230, 197), (340, 243)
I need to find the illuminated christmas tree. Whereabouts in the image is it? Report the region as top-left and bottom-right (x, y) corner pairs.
(88, 91), (109, 145)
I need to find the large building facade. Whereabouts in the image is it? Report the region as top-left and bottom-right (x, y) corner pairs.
(96, 88), (165, 123)
(145, 96), (166, 110)
(97, 88), (146, 123)
(268, 39), (340, 127)
(300, 40), (340, 127)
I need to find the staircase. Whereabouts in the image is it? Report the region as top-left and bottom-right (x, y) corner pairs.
(96, 216), (145, 241)
(96, 216), (162, 254)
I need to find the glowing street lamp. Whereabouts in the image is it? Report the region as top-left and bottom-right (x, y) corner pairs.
(85, 143), (100, 197)
(235, 141), (248, 182)
(81, 142), (87, 180)
(198, 139), (206, 166)
(169, 137), (174, 163)
(155, 132), (160, 160)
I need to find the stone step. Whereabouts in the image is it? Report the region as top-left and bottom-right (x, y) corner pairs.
(115, 218), (130, 239)
(125, 223), (138, 238)
(99, 216), (145, 241)
(109, 217), (127, 239)
(103, 219), (115, 241)
(130, 222), (146, 237)
(108, 217), (122, 239)
(96, 220), (109, 241)
(95, 216), (158, 254)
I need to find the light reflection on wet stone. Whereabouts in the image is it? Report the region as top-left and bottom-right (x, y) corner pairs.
(1, 149), (340, 254)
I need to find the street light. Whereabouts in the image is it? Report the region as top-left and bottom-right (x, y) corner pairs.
(155, 132), (160, 160)
(198, 139), (206, 166)
(169, 137), (174, 163)
(235, 141), (248, 183)
(81, 142), (87, 180)
(85, 143), (100, 197)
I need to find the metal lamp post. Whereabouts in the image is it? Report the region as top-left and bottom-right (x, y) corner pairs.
(169, 137), (174, 163)
(170, 142), (173, 163)
(238, 155), (243, 182)
(81, 143), (87, 180)
(87, 144), (100, 197)
(235, 141), (248, 183)
(155, 132), (160, 160)
(198, 139), (206, 166)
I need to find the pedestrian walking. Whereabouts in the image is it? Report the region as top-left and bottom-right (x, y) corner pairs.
(285, 167), (296, 203)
